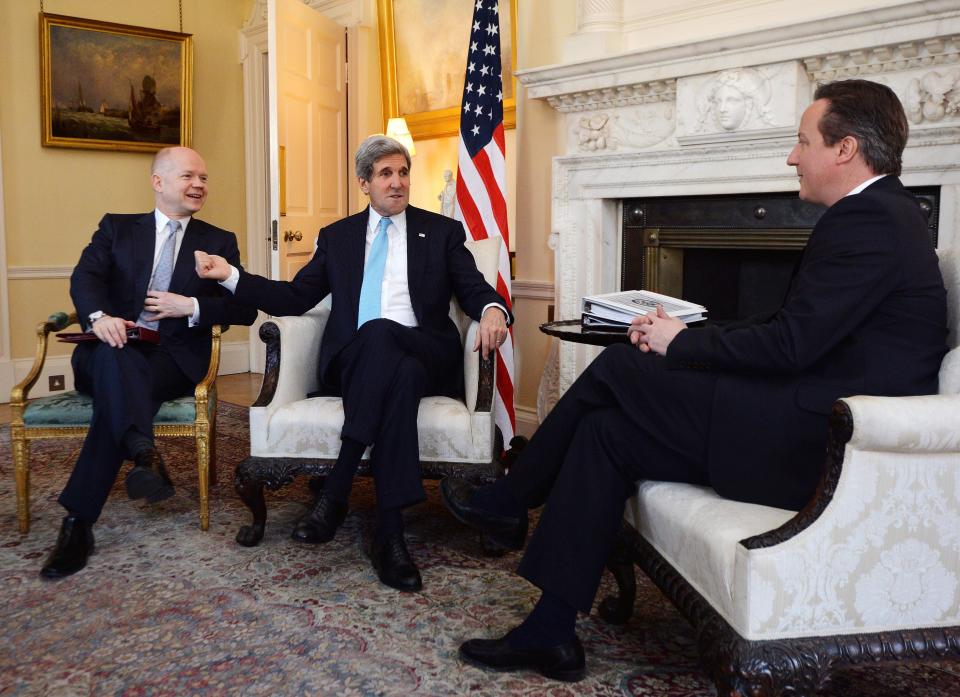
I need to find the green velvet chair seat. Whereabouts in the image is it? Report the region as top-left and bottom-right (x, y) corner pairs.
(22, 391), (202, 427)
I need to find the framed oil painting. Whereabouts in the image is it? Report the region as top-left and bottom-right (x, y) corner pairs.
(377, 0), (517, 140)
(40, 13), (192, 153)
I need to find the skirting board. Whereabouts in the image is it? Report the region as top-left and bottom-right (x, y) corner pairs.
(0, 341), (250, 403)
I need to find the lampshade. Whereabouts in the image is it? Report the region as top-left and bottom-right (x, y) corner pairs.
(385, 117), (416, 157)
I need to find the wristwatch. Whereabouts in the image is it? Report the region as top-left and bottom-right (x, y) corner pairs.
(88, 311), (105, 329)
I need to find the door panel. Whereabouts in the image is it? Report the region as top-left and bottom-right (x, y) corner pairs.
(270, 0), (347, 281)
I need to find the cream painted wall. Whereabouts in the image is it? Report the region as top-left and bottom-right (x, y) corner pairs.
(1, 0), (250, 365)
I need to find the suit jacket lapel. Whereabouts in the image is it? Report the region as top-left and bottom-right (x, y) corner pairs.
(347, 209), (368, 308)
(169, 218), (204, 294)
(133, 213), (156, 307)
(405, 207), (427, 308)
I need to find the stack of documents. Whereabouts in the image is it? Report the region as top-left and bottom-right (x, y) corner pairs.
(582, 289), (707, 329)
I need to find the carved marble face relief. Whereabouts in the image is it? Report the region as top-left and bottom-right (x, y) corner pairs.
(714, 84), (748, 130)
(695, 68), (775, 134)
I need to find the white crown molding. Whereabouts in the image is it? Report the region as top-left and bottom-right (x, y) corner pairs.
(518, 1), (960, 110)
(7, 265), (73, 280)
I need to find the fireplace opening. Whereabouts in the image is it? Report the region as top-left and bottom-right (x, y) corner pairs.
(621, 188), (939, 324)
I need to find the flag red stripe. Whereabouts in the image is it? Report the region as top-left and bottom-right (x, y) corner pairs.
(470, 148), (509, 241)
(493, 124), (505, 154)
(454, 168), (488, 241)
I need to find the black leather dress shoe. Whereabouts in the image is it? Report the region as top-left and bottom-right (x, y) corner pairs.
(125, 448), (174, 503)
(440, 477), (527, 550)
(459, 634), (586, 682)
(291, 492), (349, 543)
(40, 515), (95, 580)
(370, 532), (422, 592)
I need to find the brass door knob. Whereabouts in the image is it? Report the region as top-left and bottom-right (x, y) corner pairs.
(283, 230), (303, 242)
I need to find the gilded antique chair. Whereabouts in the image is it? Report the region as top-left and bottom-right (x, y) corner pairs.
(10, 311), (221, 533)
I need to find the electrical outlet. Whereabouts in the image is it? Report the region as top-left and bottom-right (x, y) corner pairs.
(49, 374), (65, 391)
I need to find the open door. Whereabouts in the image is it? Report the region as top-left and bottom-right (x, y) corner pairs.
(268, 0), (348, 280)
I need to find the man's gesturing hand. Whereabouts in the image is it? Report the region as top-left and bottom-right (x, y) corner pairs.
(473, 307), (509, 360)
(92, 315), (136, 348)
(195, 250), (230, 281)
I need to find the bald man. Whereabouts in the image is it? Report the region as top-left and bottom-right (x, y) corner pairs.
(40, 147), (257, 579)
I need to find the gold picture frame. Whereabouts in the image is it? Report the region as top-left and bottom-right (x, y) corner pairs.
(376, 0), (517, 140)
(40, 13), (193, 153)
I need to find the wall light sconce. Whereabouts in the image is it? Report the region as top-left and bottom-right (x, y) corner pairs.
(385, 117), (416, 157)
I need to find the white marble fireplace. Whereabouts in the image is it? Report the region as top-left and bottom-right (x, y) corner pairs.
(518, 0), (960, 393)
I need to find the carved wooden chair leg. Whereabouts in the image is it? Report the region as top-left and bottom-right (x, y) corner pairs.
(598, 522), (638, 624)
(12, 429), (30, 534)
(701, 630), (833, 697)
(208, 411), (218, 487)
(196, 431), (211, 531)
(235, 471), (267, 547)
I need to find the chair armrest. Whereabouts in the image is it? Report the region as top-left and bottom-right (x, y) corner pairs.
(252, 303), (330, 411)
(10, 311), (77, 410)
(193, 325), (224, 415)
(741, 394), (960, 551)
(463, 320), (495, 412)
(841, 394), (960, 452)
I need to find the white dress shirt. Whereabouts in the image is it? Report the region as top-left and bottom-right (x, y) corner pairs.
(152, 209), (201, 326)
(845, 174), (886, 197)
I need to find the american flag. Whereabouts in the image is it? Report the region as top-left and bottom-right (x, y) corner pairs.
(453, 0), (515, 446)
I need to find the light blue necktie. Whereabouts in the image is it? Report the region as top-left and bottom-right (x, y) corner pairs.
(357, 216), (390, 328)
(139, 219), (179, 329)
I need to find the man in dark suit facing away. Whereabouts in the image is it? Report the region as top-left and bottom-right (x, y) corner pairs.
(40, 147), (258, 580)
(195, 135), (511, 592)
(440, 79), (948, 681)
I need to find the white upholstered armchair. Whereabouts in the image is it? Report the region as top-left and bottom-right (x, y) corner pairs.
(233, 237), (504, 546)
(602, 245), (960, 695)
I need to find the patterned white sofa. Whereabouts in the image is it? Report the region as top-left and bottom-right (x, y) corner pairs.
(233, 237), (504, 546)
(602, 245), (960, 695)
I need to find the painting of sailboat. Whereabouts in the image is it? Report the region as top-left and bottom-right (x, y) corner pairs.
(40, 13), (192, 152)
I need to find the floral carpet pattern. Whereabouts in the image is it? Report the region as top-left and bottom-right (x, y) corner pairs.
(2, 403), (959, 696)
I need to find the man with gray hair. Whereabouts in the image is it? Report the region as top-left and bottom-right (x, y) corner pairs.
(196, 135), (510, 591)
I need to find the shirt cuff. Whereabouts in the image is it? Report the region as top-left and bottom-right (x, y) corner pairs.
(219, 265), (240, 294)
(482, 302), (511, 326)
(188, 297), (200, 327)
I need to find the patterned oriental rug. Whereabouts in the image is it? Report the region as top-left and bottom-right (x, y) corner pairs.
(2, 402), (958, 696)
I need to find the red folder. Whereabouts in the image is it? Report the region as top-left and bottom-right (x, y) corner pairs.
(56, 326), (161, 344)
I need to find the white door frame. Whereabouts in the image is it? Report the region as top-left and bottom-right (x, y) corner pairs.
(240, 7), (272, 373)
(0, 127), (13, 400)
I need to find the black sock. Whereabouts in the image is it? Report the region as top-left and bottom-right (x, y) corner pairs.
(508, 591), (578, 648)
(471, 476), (525, 519)
(122, 429), (153, 461)
(375, 505), (404, 538)
(324, 437), (365, 503)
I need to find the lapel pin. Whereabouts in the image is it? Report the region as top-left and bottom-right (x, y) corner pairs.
(418, 233), (426, 238)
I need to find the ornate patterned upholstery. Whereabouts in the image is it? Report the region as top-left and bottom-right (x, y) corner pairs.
(607, 246), (960, 694)
(234, 237), (503, 547)
(9, 312), (222, 534)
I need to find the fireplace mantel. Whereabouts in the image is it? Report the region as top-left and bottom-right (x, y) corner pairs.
(517, 1), (960, 391)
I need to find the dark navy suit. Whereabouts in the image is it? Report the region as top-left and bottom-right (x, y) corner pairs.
(60, 213), (257, 522)
(509, 176), (948, 612)
(232, 205), (509, 508)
